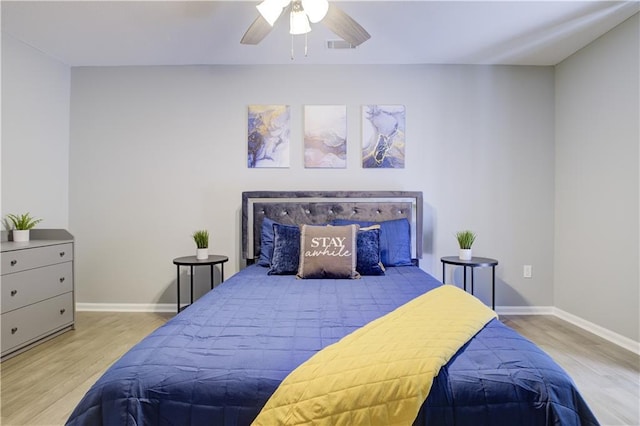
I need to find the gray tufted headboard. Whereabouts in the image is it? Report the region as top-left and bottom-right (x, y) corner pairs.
(242, 191), (423, 264)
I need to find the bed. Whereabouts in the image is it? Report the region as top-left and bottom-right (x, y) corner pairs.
(67, 191), (598, 426)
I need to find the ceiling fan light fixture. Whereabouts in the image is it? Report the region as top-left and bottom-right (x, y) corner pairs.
(241, 0), (370, 50)
(301, 0), (329, 23)
(257, 0), (288, 26)
(289, 2), (311, 35)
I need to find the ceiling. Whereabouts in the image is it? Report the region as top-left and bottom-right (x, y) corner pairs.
(2, 1), (638, 66)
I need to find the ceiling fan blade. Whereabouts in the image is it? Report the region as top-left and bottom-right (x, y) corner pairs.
(322, 3), (371, 46)
(241, 15), (273, 45)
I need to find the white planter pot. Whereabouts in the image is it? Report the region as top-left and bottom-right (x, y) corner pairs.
(12, 230), (30, 242)
(196, 248), (209, 260)
(459, 249), (472, 261)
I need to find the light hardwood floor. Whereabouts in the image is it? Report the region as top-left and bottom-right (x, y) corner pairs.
(501, 315), (640, 426)
(1, 312), (638, 425)
(1, 312), (172, 426)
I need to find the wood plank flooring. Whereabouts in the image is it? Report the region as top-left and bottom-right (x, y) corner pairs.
(1, 312), (172, 426)
(1, 312), (638, 425)
(501, 315), (640, 426)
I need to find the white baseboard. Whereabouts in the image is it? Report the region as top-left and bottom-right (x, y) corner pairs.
(495, 306), (555, 316)
(76, 302), (639, 355)
(496, 305), (640, 356)
(76, 303), (181, 313)
(79, 304), (556, 315)
(552, 307), (640, 356)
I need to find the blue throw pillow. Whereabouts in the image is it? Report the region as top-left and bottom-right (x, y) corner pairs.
(331, 218), (412, 267)
(268, 223), (300, 275)
(357, 226), (385, 275)
(257, 217), (275, 267)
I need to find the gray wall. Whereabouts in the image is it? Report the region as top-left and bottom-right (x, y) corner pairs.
(1, 34), (70, 228)
(68, 64), (556, 307)
(555, 14), (639, 341)
(4, 16), (637, 342)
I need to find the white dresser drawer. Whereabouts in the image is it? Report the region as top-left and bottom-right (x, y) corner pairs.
(1, 292), (74, 356)
(1, 262), (73, 314)
(1, 243), (73, 274)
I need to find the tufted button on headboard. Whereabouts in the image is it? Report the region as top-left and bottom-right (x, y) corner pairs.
(242, 191), (423, 264)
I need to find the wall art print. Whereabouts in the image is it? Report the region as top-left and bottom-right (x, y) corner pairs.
(362, 105), (405, 168)
(304, 105), (347, 168)
(247, 105), (290, 168)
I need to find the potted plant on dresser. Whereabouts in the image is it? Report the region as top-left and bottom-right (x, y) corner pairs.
(456, 230), (476, 261)
(193, 230), (209, 260)
(5, 213), (43, 242)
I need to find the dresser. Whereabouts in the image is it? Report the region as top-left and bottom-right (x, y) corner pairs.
(1, 229), (75, 360)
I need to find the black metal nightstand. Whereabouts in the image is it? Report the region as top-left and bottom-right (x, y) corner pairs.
(173, 255), (229, 312)
(441, 256), (498, 309)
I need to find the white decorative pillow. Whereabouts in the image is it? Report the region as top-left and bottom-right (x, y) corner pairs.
(297, 224), (360, 279)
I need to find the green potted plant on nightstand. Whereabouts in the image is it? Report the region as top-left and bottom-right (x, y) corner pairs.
(193, 229), (209, 260)
(5, 212), (43, 242)
(456, 230), (476, 261)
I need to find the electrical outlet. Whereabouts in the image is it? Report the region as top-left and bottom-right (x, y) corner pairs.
(523, 265), (532, 278)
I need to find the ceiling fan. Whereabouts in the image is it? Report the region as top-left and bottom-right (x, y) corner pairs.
(241, 0), (371, 47)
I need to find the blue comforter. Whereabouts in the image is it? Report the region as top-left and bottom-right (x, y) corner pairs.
(67, 265), (598, 425)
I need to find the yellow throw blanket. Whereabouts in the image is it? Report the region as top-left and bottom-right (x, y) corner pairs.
(252, 285), (497, 426)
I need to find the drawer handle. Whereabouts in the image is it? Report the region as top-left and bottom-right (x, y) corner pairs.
(60, 308), (66, 315)
(59, 251), (66, 257)
(10, 260), (17, 266)
(11, 327), (18, 334)
(59, 277), (66, 283)
(10, 290), (17, 297)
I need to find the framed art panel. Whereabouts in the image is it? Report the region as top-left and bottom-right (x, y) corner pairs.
(248, 105), (290, 168)
(362, 105), (405, 168)
(304, 105), (347, 168)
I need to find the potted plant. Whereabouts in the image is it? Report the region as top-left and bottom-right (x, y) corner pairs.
(6, 213), (43, 242)
(456, 230), (476, 261)
(193, 229), (209, 260)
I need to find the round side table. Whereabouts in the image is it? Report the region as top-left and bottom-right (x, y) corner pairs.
(173, 255), (229, 312)
(441, 256), (498, 309)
